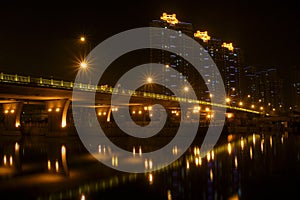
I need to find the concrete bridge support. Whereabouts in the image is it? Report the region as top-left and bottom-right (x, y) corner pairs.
(46, 99), (71, 134)
(1, 102), (23, 135)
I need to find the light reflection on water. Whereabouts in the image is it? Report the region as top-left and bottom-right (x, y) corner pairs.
(0, 130), (300, 200)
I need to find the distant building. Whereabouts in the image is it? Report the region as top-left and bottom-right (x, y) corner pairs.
(243, 65), (258, 104)
(256, 68), (283, 112)
(290, 65), (300, 112)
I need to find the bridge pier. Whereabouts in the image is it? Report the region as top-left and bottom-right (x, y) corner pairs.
(46, 99), (71, 136)
(1, 102), (23, 135)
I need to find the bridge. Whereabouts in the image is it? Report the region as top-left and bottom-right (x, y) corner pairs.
(0, 72), (262, 136)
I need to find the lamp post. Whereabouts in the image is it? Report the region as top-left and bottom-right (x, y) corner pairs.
(78, 59), (91, 85)
(79, 35), (92, 60)
(78, 35), (94, 85)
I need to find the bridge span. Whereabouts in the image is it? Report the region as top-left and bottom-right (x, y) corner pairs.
(0, 72), (261, 136)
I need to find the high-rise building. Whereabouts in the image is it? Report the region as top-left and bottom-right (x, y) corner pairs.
(243, 65), (258, 103)
(150, 13), (194, 96)
(194, 30), (243, 104)
(290, 65), (300, 112)
(256, 68), (283, 112)
(150, 13), (243, 103)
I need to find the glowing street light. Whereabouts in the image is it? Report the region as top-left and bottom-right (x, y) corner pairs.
(226, 97), (231, 103)
(80, 61), (88, 69)
(80, 36), (86, 42)
(147, 77), (153, 84)
(78, 35), (92, 59)
(183, 86), (189, 92)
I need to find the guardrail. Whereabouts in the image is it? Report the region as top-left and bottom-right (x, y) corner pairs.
(0, 72), (261, 114)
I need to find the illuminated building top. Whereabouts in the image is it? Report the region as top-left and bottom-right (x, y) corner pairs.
(160, 12), (179, 25)
(222, 42), (234, 51)
(194, 30), (211, 42)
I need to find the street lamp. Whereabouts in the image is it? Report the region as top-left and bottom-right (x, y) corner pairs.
(79, 35), (92, 59)
(80, 36), (86, 42)
(77, 57), (92, 84)
(226, 97), (231, 104)
(183, 86), (189, 101)
(147, 77), (153, 84)
(80, 61), (88, 69)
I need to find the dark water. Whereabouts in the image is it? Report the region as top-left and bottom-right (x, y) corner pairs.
(1, 129), (300, 200)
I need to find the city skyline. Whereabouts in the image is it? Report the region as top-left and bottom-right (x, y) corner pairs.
(0, 1), (299, 107)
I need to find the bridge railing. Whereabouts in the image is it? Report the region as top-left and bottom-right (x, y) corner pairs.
(0, 72), (261, 114)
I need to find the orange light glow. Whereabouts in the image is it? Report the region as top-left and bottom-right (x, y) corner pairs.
(160, 12), (179, 24)
(194, 30), (211, 42)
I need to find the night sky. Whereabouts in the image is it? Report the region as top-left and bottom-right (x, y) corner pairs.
(0, 1), (299, 83)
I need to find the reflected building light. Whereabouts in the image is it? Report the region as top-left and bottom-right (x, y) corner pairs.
(193, 146), (200, 155)
(253, 134), (256, 145)
(81, 194), (86, 200)
(209, 169), (213, 181)
(149, 159), (153, 170)
(55, 160), (59, 172)
(261, 139), (264, 153)
(15, 122), (20, 128)
(112, 156), (118, 167)
(211, 150), (214, 160)
(228, 143), (232, 155)
(61, 119), (67, 128)
(48, 160), (51, 171)
(186, 160), (190, 169)
(9, 155), (13, 166)
(61, 145), (68, 175)
(270, 136), (273, 148)
(195, 157), (202, 166)
(103, 145), (106, 154)
(172, 146), (178, 155)
(250, 146), (253, 160)
(284, 131), (288, 138)
(281, 135), (284, 144)
(145, 159), (148, 169)
(234, 156), (238, 168)
(195, 157), (199, 166)
(144, 159), (153, 170)
(98, 145), (101, 153)
(207, 152), (211, 162)
(3, 155), (7, 165)
(167, 189), (172, 200)
(15, 142), (19, 153)
(61, 145), (66, 155)
(139, 146), (142, 156)
(133, 146), (136, 156)
(241, 137), (244, 150)
(148, 173), (153, 185)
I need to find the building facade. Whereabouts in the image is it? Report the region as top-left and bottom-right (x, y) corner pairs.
(150, 13), (243, 104)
